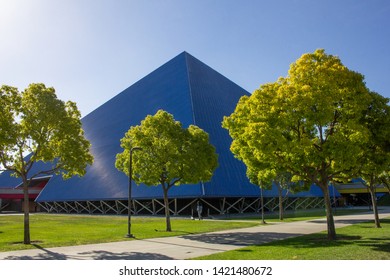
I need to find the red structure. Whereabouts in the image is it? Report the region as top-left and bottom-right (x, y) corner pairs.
(0, 176), (50, 212)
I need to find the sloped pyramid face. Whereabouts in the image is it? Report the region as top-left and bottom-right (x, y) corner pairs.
(35, 52), (261, 202)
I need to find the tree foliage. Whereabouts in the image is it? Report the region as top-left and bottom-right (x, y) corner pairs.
(116, 110), (218, 231)
(379, 171), (390, 194)
(0, 83), (93, 244)
(223, 49), (372, 240)
(358, 91), (390, 227)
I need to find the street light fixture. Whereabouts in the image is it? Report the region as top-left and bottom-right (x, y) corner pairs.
(126, 146), (142, 238)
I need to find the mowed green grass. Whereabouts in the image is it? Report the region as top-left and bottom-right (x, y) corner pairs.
(228, 208), (368, 223)
(195, 218), (390, 260)
(0, 214), (259, 252)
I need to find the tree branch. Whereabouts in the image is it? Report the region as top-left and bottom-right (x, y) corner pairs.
(29, 164), (63, 180)
(26, 143), (41, 174)
(313, 143), (322, 151)
(318, 125), (324, 144)
(170, 177), (182, 187)
(325, 110), (340, 142)
(0, 152), (21, 176)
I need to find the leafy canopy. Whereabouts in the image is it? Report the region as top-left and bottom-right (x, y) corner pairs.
(0, 83), (93, 179)
(223, 49), (376, 239)
(115, 110), (218, 188)
(358, 91), (390, 183)
(222, 49), (371, 188)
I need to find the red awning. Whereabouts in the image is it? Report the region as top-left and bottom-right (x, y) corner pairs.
(0, 176), (51, 200)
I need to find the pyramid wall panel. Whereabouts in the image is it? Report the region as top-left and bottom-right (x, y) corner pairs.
(185, 54), (260, 197)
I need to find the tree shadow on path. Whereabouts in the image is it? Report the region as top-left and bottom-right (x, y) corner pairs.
(3, 244), (173, 260)
(4, 244), (68, 260)
(180, 231), (303, 246)
(77, 250), (173, 260)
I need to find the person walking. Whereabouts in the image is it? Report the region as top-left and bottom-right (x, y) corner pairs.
(196, 200), (203, 220)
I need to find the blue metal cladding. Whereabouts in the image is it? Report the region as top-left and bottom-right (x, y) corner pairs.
(184, 53), (260, 197)
(0, 171), (24, 188)
(0, 155), (54, 188)
(0, 51), (339, 202)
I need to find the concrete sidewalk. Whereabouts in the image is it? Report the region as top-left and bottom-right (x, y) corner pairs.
(1, 208), (390, 260)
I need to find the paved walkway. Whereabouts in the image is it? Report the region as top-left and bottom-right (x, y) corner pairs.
(1, 208), (390, 260)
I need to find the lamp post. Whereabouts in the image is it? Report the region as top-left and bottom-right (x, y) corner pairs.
(260, 186), (266, 224)
(126, 146), (142, 238)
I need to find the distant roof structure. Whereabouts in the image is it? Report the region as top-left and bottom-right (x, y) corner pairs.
(0, 176), (50, 200)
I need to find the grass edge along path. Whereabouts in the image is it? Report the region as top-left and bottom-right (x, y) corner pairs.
(219, 208), (369, 223)
(194, 218), (390, 260)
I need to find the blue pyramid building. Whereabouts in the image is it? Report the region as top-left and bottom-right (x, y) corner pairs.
(1, 52), (338, 215)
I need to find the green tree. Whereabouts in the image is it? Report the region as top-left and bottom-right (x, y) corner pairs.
(274, 172), (306, 221)
(116, 110), (218, 231)
(223, 49), (372, 240)
(379, 171), (390, 194)
(358, 91), (390, 227)
(0, 83), (93, 244)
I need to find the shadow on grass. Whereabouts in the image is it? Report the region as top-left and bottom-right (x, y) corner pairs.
(251, 220), (390, 252)
(308, 219), (372, 225)
(153, 229), (195, 234)
(357, 237), (390, 254)
(267, 233), (364, 249)
(286, 234), (390, 254)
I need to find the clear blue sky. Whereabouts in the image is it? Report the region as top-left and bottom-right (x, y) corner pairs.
(1, 0), (389, 116)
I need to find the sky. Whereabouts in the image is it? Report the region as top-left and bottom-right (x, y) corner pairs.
(1, 0), (389, 117)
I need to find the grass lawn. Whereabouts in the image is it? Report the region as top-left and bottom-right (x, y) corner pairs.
(0, 214), (259, 252)
(225, 208), (369, 223)
(195, 218), (390, 260)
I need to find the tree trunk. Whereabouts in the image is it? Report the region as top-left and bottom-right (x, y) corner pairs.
(368, 184), (381, 228)
(277, 185), (284, 221)
(162, 185), (172, 232)
(260, 187), (266, 224)
(321, 183), (337, 240)
(22, 177), (31, 244)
